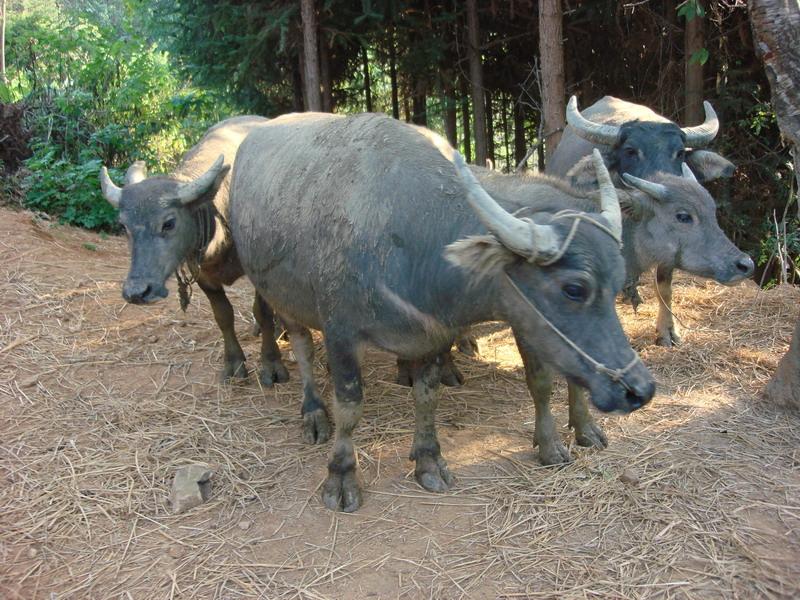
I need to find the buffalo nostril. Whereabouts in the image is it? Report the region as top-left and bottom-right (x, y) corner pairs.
(123, 283), (151, 304)
(736, 256), (754, 276)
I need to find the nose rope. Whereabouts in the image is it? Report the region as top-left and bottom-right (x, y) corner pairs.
(504, 272), (642, 389)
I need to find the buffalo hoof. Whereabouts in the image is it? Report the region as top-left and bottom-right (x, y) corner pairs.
(656, 327), (681, 347)
(302, 408), (331, 445)
(414, 453), (455, 492)
(572, 421), (608, 449)
(534, 435), (573, 466)
(222, 360), (248, 382)
(455, 335), (480, 357)
(321, 470), (362, 512)
(259, 360), (290, 387)
(440, 363), (465, 387)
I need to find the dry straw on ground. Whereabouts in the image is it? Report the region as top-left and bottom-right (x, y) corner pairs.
(1, 208), (799, 599)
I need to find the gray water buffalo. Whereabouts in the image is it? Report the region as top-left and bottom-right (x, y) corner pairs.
(547, 96), (753, 347)
(474, 163), (752, 462)
(228, 112), (655, 512)
(99, 116), (291, 390)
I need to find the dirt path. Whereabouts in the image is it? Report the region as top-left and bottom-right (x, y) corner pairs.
(1, 207), (799, 599)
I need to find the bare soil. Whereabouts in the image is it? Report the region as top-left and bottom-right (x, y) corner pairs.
(1, 207), (799, 599)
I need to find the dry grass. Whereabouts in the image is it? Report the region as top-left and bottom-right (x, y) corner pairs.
(1, 207), (799, 599)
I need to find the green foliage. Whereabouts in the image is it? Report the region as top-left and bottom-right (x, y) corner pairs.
(5, 5), (232, 230)
(24, 146), (120, 230)
(689, 48), (709, 66)
(677, 1), (706, 20)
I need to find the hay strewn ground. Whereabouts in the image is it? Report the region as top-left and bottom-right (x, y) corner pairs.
(1, 208), (799, 599)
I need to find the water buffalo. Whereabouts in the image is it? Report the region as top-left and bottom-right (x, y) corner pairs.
(473, 162), (752, 462)
(547, 95), (753, 346)
(229, 112), (655, 512)
(99, 116), (291, 390)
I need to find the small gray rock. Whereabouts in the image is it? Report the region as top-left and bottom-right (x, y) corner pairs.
(171, 465), (213, 513)
(619, 468), (640, 486)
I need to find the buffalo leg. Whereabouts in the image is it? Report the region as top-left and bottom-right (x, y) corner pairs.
(321, 334), (364, 512)
(283, 318), (330, 445)
(252, 294), (290, 387)
(409, 356), (455, 492)
(198, 281), (247, 381)
(567, 383), (608, 449)
(514, 334), (572, 465)
(397, 350), (464, 387)
(655, 265), (681, 346)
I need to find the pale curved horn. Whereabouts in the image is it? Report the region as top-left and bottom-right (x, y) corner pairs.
(452, 150), (559, 261)
(681, 101), (718, 147)
(175, 155), (226, 205)
(99, 167), (122, 208)
(681, 162), (698, 182)
(124, 161), (148, 185)
(566, 96), (620, 145)
(621, 173), (668, 200)
(592, 149), (622, 240)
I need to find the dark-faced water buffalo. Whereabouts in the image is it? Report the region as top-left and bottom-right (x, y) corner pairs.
(547, 95), (753, 346)
(229, 112), (655, 512)
(99, 116), (291, 390)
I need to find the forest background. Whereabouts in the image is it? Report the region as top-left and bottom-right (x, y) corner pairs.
(0, 0), (796, 286)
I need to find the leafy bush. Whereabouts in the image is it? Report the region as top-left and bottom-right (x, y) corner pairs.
(6, 6), (232, 229)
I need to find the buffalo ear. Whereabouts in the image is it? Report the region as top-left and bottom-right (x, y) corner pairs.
(685, 150), (735, 182)
(615, 188), (653, 220)
(444, 235), (516, 283)
(565, 154), (599, 188)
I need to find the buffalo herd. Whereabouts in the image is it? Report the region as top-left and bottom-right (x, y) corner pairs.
(100, 97), (751, 512)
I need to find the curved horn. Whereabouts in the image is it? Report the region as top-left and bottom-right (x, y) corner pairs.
(566, 96), (620, 145)
(681, 101), (718, 147)
(681, 162), (698, 182)
(99, 166), (122, 208)
(175, 155), (226, 205)
(452, 150), (559, 261)
(592, 149), (622, 240)
(621, 173), (668, 200)
(124, 161), (148, 185)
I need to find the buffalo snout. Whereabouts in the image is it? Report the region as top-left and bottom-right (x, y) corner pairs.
(122, 279), (167, 304)
(735, 254), (755, 279)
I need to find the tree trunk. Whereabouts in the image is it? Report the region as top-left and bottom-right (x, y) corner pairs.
(749, 0), (800, 410)
(486, 90), (495, 166)
(319, 32), (332, 112)
(300, 0), (321, 112)
(361, 45), (372, 112)
(502, 93), (511, 172)
(465, 0), (487, 165)
(411, 74), (427, 126)
(389, 26), (400, 120)
(442, 72), (458, 147)
(461, 77), (472, 163)
(684, 6), (705, 124)
(513, 100), (526, 170)
(538, 0), (565, 160)
(1, 0), (6, 84)
(292, 53), (305, 112)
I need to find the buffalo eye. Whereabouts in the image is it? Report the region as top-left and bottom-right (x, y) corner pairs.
(562, 283), (589, 303)
(676, 212), (693, 224)
(162, 217), (176, 233)
(624, 147), (638, 158)
(675, 149), (686, 160)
